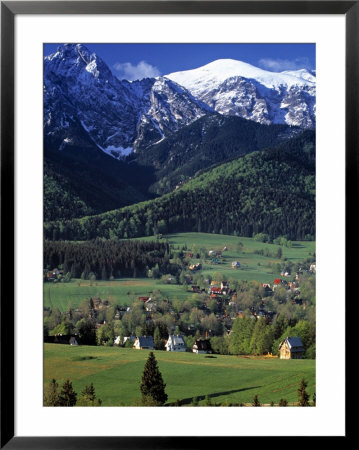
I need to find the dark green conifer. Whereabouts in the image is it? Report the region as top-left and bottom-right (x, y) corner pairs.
(140, 352), (168, 406)
(298, 378), (310, 406)
(44, 378), (61, 406)
(252, 394), (261, 406)
(154, 327), (165, 350)
(59, 379), (77, 406)
(81, 382), (96, 402)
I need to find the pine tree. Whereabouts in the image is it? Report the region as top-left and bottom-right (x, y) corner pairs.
(76, 382), (102, 406)
(81, 382), (96, 402)
(279, 398), (288, 406)
(252, 394), (261, 406)
(298, 378), (310, 406)
(44, 379), (61, 406)
(154, 327), (165, 350)
(59, 379), (77, 406)
(140, 352), (168, 406)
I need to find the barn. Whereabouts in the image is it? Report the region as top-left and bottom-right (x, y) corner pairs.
(278, 336), (305, 359)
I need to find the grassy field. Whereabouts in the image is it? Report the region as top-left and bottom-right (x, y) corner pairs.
(44, 232), (315, 312)
(163, 232), (315, 283)
(44, 344), (315, 406)
(43, 277), (196, 311)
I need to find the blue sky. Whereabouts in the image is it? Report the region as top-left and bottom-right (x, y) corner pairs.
(44, 43), (315, 81)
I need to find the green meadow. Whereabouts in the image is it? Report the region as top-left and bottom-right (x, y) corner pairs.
(44, 232), (315, 312)
(44, 344), (315, 406)
(162, 232), (315, 283)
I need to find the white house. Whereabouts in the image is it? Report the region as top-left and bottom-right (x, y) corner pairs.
(133, 336), (154, 350)
(165, 335), (187, 352)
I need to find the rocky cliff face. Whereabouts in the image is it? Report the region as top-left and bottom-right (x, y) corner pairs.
(44, 44), (212, 158)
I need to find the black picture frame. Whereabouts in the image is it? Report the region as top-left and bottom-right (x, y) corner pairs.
(1, 1), (353, 447)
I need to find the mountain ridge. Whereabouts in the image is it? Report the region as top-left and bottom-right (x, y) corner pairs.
(165, 58), (316, 128)
(44, 45), (316, 161)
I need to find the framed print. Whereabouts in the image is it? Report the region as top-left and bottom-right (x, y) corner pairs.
(1, 0), (354, 447)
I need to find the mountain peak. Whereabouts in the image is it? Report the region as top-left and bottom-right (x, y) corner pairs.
(166, 58), (315, 91)
(44, 43), (113, 81)
(165, 58), (316, 128)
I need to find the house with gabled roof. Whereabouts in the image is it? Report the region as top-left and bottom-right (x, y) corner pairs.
(278, 336), (305, 359)
(192, 338), (213, 354)
(133, 336), (154, 350)
(165, 335), (187, 352)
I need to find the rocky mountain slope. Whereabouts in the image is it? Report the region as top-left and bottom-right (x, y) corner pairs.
(43, 45), (316, 221)
(166, 59), (316, 128)
(44, 44), (212, 158)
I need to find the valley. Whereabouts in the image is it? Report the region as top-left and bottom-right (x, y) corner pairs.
(43, 43), (316, 408)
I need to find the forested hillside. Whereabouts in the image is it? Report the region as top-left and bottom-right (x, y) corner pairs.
(134, 114), (298, 195)
(44, 141), (157, 221)
(44, 130), (315, 241)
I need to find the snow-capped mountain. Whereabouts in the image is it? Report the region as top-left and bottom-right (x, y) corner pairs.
(44, 44), (212, 158)
(44, 47), (315, 162)
(166, 59), (316, 128)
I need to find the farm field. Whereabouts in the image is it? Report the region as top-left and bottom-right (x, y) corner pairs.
(156, 232), (315, 262)
(44, 232), (315, 312)
(164, 232), (315, 283)
(44, 344), (315, 406)
(44, 277), (164, 311)
(44, 277), (196, 312)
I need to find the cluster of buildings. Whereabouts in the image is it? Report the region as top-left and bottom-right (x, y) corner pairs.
(45, 332), (304, 359)
(126, 335), (213, 354)
(208, 280), (231, 298)
(44, 267), (64, 282)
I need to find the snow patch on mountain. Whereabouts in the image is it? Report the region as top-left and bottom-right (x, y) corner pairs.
(166, 59), (314, 92)
(44, 48), (316, 162)
(166, 59), (316, 128)
(44, 44), (212, 158)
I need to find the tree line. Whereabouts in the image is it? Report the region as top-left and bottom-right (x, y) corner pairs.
(44, 238), (179, 279)
(44, 379), (102, 406)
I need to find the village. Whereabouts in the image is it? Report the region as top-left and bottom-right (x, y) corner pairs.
(44, 251), (315, 360)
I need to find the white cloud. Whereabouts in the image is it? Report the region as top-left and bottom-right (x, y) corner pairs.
(113, 61), (161, 81)
(258, 57), (312, 72)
